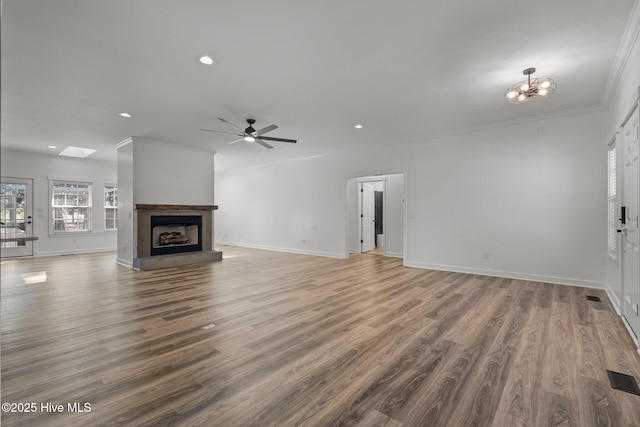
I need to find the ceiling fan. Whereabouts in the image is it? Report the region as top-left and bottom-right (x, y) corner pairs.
(201, 118), (297, 149)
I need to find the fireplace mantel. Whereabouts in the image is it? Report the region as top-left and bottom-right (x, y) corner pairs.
(135, 204), (218, 211)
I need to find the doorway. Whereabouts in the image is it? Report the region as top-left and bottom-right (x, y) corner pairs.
(347, 173), (405, 259)
(1, 177), (34, 257)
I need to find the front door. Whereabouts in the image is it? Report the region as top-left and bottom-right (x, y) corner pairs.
(0, 178), (34, 257)
(621, 104), (640, 339)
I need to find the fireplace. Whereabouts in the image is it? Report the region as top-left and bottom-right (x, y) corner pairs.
(150, 215), (202, 256)
(133, 204), (221, 270)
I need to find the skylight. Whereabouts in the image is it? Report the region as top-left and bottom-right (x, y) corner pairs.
(59, 146), (96, 158)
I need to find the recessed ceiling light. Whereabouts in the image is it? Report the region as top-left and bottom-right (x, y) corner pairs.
(199, 55), (215, 65)
(59, 146), (96, 158)
(48, 145), (57, 149)
(355, 124), (363, 129)
(119, 112), (132, 118)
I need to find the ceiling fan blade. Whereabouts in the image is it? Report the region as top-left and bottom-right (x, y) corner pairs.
(200, 128), (242, 136)
(227, 138), (245, 145)
(217, 118), (246, 134)
(255, 124), (278, 136)
(257, 135), (297, 144)
(254, 139), (273, 149)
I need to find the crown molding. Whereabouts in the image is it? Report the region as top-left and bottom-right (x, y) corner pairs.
(602, 0), (640, 109)
(114, 137), (133, 149)
(113, 136), (216, 156)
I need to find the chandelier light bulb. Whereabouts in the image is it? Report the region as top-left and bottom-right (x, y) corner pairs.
(505, 67), (556, 104)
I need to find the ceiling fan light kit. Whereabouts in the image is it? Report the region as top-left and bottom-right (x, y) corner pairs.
(505, 67), (556, 104)
(200, 118), (297, 149)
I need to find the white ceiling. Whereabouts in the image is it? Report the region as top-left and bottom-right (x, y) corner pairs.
(1, 0), (636, 170)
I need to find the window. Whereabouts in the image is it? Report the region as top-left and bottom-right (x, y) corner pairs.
(608, 144), (617, 255)
(104, 185), (117, 230)
(51, 181), (92, 232)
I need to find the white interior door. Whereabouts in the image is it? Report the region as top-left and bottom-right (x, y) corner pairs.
(1, 178), (34, 257)
(621, 104), (640, 339)
(361, 182), (375, 252)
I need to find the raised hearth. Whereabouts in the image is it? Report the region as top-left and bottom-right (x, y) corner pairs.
(133, 204), (221, 270)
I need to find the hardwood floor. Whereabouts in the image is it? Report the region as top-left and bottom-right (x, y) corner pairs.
(1, 246), (639, 426)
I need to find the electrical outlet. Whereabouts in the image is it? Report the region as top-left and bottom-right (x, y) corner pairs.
(483, 252), (490, 260)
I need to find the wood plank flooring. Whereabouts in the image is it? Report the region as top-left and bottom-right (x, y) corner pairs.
(1, 245), (640, 426)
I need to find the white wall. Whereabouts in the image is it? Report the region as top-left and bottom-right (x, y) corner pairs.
(403, 114), (605, 288)
(116, 142), (134, 265)
(215, 110), (607, 288)
(215, 154), (346, 258)
(0, 149), (117, 256)
(132, 138), (216, 205)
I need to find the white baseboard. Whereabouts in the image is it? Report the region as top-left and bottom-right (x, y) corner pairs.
(403, 260), (606, 289)
(215, 241), (347, 259)
(116, 257), (133, 268)
(605, 288), (622, 315)
(36, 247), (117, 257)
(622, 315), (639, 348)
(384, 251), (404, 258)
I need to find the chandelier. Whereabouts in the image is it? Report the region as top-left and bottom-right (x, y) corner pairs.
(505, 67), (556, 104)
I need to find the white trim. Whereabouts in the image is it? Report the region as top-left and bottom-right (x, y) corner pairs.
(104, 183), (118, 231)
(383, 251), (403, 258)
(116, 257), (133, 267)
(215, 241), (347, 260)
(622, 315), (640, 348)
(404, 260), (606, 289)
(353, 176), (387, 184)
(606, 287), (622, 315)
(130, 136), (217, 156)
(114, 137), (133, 149)
(47, 176), (93, 184)
(620, 88), (640, 128)
(602, 0), (640, 109)
(48, 179), (93, 235)
(36, 247), (116, 257)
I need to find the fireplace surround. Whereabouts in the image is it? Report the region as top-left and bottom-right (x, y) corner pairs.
(133, 204), (221, 270)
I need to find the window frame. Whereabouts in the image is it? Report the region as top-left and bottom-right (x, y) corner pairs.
(49, 180), (93, 235)
(104, 184), (118, 231)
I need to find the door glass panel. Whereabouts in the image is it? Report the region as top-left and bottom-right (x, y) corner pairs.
(1, 182), (27, 249)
